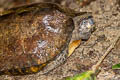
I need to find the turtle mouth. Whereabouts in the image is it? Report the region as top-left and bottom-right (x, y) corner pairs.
(78, 16), (95, 40)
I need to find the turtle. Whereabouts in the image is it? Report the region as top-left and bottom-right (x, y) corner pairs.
(0, 2), (95, 76)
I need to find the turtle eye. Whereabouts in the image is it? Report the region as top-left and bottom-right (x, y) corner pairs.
(81, 20), (87, 25)
(80, 20), (88, 30)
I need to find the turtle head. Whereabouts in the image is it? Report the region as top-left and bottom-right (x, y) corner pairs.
(73, 13), (95, 40)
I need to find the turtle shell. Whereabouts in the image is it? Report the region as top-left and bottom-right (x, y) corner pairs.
(0, 3), (75, 75)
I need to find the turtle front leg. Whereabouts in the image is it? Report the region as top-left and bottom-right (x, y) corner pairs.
(38, 47), (69, 75)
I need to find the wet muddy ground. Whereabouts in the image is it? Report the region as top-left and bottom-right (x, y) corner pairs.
(0, 0), (120, 80)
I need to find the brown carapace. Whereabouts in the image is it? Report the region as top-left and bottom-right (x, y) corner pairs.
(0, 2), (95, 76)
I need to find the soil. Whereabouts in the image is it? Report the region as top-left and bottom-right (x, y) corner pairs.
(0, 0), (120, 80)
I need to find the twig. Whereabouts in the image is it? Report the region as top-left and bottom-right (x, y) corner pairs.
(92, 36), (120, 73)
